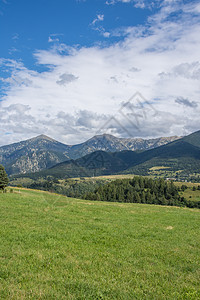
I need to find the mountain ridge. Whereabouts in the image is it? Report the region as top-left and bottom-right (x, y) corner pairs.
(16, 130), (200, 179)
(0, 133), (182, 175)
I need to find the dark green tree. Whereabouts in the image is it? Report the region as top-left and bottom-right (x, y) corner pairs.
(140, 191), (146, 203)
(81, 176), (200, 209)
(0, 165), (9, 190)
(181, 185), (187, 191)
(126, 191), (133, 203)
(96, 192), (101, 201)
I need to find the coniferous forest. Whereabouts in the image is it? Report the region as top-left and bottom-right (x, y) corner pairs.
(84, 177), (200, 208)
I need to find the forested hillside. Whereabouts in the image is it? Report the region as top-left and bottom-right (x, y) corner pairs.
(84, 177), (200, 208)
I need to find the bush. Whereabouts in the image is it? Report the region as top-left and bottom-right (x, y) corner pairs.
(181, 185), (188, 191)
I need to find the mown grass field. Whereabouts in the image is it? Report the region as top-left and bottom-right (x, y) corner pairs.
(0, 188), (200, 299)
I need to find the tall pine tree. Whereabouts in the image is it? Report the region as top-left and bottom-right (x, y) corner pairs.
(0, 165), (9, 190)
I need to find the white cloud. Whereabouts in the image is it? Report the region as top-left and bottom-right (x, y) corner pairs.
(48, 36), (59, 43)
(159, 62), (200, 80)
(105, 0), (160, 8)
(0, 0), (200, 145)
(48, 33), (63, 43)
(90, 14), (110, 38)
(92, 14), (104, 25)
(102, 31), (111, 38)
(106, 0), (131, 5)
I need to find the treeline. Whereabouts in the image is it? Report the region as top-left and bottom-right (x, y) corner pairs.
(0, 165), (9, 191)
(23, 178), (108, 199)
(83, 177), (200, 209)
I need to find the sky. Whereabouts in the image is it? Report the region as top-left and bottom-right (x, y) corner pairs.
(0, 0), (200, 146)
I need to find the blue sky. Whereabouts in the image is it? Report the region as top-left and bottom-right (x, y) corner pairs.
(0, 0), (200, 145)
(0, 0), (152, 69)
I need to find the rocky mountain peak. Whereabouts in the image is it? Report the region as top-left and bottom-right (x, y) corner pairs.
(31, 134), (56, 142)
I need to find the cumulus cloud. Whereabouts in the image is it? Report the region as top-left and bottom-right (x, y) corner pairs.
(162, 62), (200, 80)
(0, 0), (200, 145)
(174, 62), (200, 80)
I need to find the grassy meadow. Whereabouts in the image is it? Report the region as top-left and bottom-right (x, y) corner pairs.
(0, 188), (200, 299)
(182, 188), (200, 202)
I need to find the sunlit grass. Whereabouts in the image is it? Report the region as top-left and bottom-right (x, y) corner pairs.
(0, 188), (200, 299)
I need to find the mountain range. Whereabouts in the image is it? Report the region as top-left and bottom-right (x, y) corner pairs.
(26, 130), (200, 179)
(0, 133), (180, 175)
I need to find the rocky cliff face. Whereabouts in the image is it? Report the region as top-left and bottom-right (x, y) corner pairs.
(0, 134), (181, 175)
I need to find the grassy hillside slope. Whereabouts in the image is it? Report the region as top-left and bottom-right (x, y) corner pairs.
(0, 189), (200, 299)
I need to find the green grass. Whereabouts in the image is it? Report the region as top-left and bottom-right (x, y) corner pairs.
(181, 188), (200, 202)
(0, 188), (200, 299)
(149, 166), (171, 171)
(174, 182), (200, 188)
(71, 174), (136, 181)
(173, 182), (200, 202)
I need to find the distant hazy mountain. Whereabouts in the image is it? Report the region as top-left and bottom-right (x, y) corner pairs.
(16, 130), (200, 179)
(0, 133), (181, 175)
